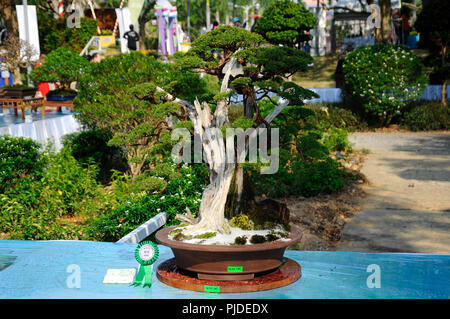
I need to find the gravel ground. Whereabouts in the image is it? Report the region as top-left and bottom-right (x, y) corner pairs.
(335, 131), (450, 254)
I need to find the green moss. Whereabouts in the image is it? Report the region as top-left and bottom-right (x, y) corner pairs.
(229, 214), (255, 230)
(173, 232), (193, 241)
(234, 235), (248, 245)
(265, 233), (280, 242)
(249, 234), (267, 244)
(169, 228), (184, 237)
(194, 232), (217, 239)
(275, 231), (290, 238)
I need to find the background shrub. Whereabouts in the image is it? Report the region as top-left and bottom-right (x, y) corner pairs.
(0, 136), (44, 194)
(401, 102), (450, 131)
(86, 162), (208, 241)
(62, 129), (128, 183)
(305, 103), (365, 131)
(321, 125), (351, 152)
(343, 44), (428, 126)
(38, 13), (98, 53)
(0, 140), (105, 240)
(247, 99), (352, 198)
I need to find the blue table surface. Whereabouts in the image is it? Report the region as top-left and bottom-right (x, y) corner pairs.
(0, 240), (449, 299)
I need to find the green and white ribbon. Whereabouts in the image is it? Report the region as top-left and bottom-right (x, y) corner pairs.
(132, 240), (159, 288)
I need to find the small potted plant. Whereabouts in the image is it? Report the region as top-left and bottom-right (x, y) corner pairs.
(30, 47), (89, 101)
(0, 35), (38, 98)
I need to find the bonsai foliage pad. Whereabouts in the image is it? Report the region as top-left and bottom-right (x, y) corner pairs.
(156, 257), (301, 293)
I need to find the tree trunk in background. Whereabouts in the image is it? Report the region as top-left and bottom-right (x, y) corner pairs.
(442, 43), (448, 107)
(442, 80), (447, 107)
(206, 0), (210, 30)
(376, 0), (391, 43)
(137, 0), (156, 50)
(228, 93), (256, 217)
(1, 1), (21, 84)
(1, 1), (19, 38)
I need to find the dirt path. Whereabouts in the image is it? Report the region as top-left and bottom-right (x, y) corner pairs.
(335, 132), (450, 254)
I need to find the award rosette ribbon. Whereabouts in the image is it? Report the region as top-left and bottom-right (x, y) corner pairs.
(132, 240), (159, 288)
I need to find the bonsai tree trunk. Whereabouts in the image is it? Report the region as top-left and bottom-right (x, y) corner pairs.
(11, 67), (22, 86)
(182, 99), (235, 235)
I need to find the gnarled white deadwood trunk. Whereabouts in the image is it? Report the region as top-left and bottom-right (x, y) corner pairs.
(182, 99), (235, 235)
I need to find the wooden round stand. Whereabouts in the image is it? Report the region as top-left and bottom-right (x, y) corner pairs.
(156, 257), (301, 293)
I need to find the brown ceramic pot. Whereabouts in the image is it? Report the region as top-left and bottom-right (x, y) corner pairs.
(155, 226), (302, 277)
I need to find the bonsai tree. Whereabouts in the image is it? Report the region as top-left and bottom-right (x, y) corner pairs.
(30, 47), (89, 92)
(163, 26), (317, 237)
(0, 35), (37, 86)
(416, 0), (450, 106)
(253, 0), (316, 48)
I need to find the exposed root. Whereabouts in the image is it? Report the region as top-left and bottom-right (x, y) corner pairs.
(175, 207), (198, 225)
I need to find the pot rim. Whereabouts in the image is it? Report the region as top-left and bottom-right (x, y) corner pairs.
(155, 225), (302, 252)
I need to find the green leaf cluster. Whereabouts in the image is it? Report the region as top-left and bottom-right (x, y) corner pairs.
(254, 0), (316, 47)
(30, 47), (90, 89)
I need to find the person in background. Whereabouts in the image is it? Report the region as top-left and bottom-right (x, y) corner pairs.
(0, 58), (10, 86)
(212, 21), (219, 30)
(251, 17), (259, 33)
(233, 18), (241, 28)
(34, 54), (55, 97)
(399, 7), (409, 45)
(392, 9), (402, 44)
(89, 52), (104, 63)
(123, 24), (139, 51)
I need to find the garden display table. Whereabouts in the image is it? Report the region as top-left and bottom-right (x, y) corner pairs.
(0, 97), (44, 119)
(0, 98), (74, 119)
(0, 240), (448, 299)
(43, 99), (75, 113)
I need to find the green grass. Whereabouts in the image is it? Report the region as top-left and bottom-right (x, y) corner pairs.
(292, 55), (339, 88)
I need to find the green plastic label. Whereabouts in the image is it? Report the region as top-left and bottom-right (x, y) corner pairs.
(227, 266), (243, 272)
(204, 285), (220, 293)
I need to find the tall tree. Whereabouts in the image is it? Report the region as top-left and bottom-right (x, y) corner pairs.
(0, 0), (19, 37)
(416, 0), (449, 106)
(137, 0), (156, 50)
(0, 0), (21, 83)
(377, 0), (391, 43)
